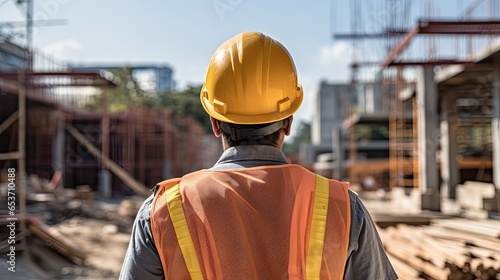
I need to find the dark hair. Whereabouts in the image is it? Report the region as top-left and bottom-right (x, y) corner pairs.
(219, 118), (288, 147)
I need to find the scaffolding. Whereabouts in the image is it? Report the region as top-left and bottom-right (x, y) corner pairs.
(389, 70), (419, 189)
(1, 43), (213, 198)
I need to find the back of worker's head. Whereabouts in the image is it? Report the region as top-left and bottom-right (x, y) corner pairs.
(200, 31), (303, 146)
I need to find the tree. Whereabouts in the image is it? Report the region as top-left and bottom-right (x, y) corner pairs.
(152, 85), (212, 133)
(86, 67), (146, 112)
(84, 67), (213, 133)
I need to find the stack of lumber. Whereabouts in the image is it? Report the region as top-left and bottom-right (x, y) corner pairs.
(378, 218), (500, 280)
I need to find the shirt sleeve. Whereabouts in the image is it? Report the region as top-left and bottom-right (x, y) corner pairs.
(119, 195), (165, 280)
(343, 191), (398, 280)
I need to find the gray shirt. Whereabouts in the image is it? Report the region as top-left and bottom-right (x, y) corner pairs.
(119, 145), (397, 280)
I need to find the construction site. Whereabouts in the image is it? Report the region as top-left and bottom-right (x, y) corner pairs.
(0, 0), (500, 279)
(311, 0), (500, 279)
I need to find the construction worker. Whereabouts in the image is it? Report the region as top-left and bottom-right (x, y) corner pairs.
(120, 31), (397, 280)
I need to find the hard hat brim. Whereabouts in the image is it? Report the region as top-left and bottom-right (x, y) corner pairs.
(201, 84), (303, 125)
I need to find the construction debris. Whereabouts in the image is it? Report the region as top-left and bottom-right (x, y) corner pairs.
(75, 185), (94, 202)
(49, 217), (131, 279)
(378, 219), (500, 280)
(118, 196), (145, 219)
(0, 170), (141, 279)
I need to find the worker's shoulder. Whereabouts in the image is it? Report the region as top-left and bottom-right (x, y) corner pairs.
(134, 194), (156, 222)
(157, 177), (182, 188)
(347, 189), (361, 205)
(346, 189), (374, 223)
(150, 177), (181, 196)
(153, 169), (216, 193)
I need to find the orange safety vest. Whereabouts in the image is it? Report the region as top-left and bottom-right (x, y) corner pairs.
(150, 164), (351, 280)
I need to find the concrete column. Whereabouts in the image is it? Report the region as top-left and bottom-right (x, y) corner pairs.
(492, 56), (500, 191)
(417, 66), (441, 211)
(99, 170), (111, 198)
(440, 92), (460, 199)
(100, 89), (111, 198)
(163, 161), (172, 179)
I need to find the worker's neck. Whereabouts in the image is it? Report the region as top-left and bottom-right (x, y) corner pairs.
(221, 140), (284, 151)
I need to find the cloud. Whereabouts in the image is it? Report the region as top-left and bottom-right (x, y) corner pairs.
(42, 38), (82, 59)
(319, 42), (358, 65)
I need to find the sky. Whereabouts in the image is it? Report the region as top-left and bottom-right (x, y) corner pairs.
(1, 0), (355, 135)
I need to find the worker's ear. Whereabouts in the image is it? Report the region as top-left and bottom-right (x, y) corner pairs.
(283, 115), (293, 136)
(210, 117), (222, 137)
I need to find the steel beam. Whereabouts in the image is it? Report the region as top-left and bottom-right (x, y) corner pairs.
(418, 20), (500, 35)
(0, 71), (118, 86)
(389, 60), (475, 67)
(381, 26), (419, 67)
(382, 20), (500, 67)
(334, 30), (408, 40)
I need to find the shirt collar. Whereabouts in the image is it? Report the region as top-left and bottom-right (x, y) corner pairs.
(214, 145), (288, 167)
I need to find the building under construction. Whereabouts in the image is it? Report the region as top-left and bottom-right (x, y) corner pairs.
(310, 1), (500, 278)
(310, 0), (497, 212)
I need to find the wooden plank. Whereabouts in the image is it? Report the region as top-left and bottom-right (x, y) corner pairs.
(379, 222), (500, 279)
(0, 152), (21, 160)
(383, 235), (450, 279)
(458, 157), (493, 169)
(372, 214), (432, 228)
(424, 226), (500, 254)
(391, 225), (466, 269)
(27, 218), (86, 264)
(432, 219), (500, 240)
(393, 226), (451, 267)
(464, 246), (500, 269)
(379, 227), (450, 279)
(387, 254), (421, 280)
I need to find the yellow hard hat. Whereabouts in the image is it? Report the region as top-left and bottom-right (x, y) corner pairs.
(200, 31), (303, 125)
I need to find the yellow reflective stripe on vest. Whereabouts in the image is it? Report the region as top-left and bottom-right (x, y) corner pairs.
(306, 174), (330, 280)
(165, 184), (203, 280)
(165, 176), (330, 280)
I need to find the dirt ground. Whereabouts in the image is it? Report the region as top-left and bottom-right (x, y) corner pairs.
(51, 217), (131, 279)
(0, 215), (132, 280)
